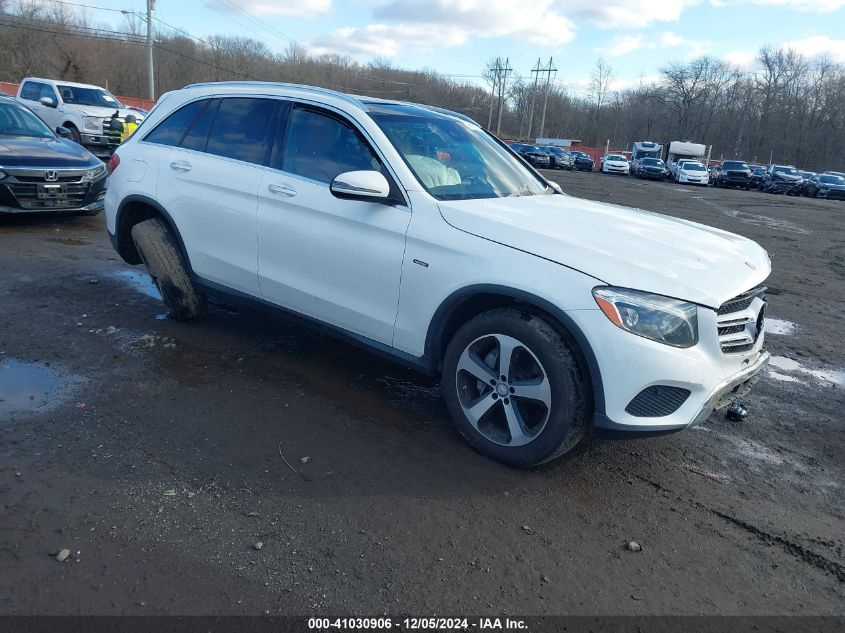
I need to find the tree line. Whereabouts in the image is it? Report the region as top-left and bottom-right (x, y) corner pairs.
(1, 0), (842, 170)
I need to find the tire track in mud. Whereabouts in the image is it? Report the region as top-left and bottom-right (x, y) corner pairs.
(714, 511), (845, 583)
(610, 464), (845, 583)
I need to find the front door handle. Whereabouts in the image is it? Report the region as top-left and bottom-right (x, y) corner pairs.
(267, 183), (296, 197)
(170, 160), (192, 172)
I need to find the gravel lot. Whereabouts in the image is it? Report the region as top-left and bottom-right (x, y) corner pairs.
(1, 171), (843, 616)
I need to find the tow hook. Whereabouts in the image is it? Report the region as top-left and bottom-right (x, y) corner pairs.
(726, 402), (749, 422)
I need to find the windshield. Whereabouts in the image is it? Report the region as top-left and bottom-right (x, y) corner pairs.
(571, 151), (588, 158)
(682, 163), (706, 171)
(0, 102), (53, 138)
(773, 166), (799, 176)
(547, 147), (566, 154)
(58, 85), (122, 108)
(606, 155), (626, 162)
(723, 161), (749, 170)
(641, 158), (663, 166)
(369, 105), (548, 201)
(820, 175), (845, 185)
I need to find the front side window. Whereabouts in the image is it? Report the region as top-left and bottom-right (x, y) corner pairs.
(206, 98), (276, 165)
(820, 175), (845, 185)
(58, 85), (120, 108)
(369, 105), (548, 200)
(280, 107), (379, 184)
(144, 99), (209, 147)
(0, 102), (53, 138)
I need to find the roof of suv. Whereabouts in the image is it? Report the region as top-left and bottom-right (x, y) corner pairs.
(181, 81), (476, 124)
(21, 77), (107, 90)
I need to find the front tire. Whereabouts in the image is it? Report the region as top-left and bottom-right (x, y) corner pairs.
(442, 309), (590, 466)
(130, 218), (206, 320)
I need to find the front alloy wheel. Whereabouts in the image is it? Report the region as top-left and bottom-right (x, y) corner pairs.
(443, 309), (590, 466)
(456, 334), (551, 447)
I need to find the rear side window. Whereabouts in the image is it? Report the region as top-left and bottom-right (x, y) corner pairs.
(205, 98), (276, 165)
(143, 99), (208, 147)
(19, 81), (45, 101)
(279, 107), (379, 184)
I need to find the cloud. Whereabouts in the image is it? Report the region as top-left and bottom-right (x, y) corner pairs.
(308, 23), (468, 57)
(559, 0), (693, 28)
(373, 0), (575, 46)
(785, 35), (845, 61)
(722, 50), (757, 66)
(730, 0), (845, 10)
(205, 0), (331, 19)
(599, 31), (692, 57)
(310, 0), (577, 58)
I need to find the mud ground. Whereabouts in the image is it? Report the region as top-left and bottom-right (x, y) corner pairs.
(0, 171), (843, 616)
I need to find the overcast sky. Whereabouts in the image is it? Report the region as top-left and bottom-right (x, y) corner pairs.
(73, 0), (845, 96)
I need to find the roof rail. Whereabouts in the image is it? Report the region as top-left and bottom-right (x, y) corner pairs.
(181, 81), (367, 110)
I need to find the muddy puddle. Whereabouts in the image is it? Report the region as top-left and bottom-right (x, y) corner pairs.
(767, 355), (845, 389)
(0, 359), (83, 418)
(110, 269), (162, 300)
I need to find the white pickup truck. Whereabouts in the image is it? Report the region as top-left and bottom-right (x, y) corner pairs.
(16, 77), (145, 158)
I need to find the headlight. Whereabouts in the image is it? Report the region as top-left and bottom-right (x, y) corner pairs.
(592, 287), (698, 348)
(83, 116), (101, 131)
(83, 164), (107, 181)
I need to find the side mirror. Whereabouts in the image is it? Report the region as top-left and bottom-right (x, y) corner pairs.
(55, 126), (72, 139)
(330, 170), (390, 201)
(40, 96), (57, 108)
(548, 181), (563, 194)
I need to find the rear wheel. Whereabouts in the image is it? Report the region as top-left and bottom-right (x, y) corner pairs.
(130, 218), (206, 320)
(442, 309), (590, 466)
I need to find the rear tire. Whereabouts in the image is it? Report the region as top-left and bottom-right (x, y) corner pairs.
(130, 218), (206, 320)
(442, 308), (590, 466)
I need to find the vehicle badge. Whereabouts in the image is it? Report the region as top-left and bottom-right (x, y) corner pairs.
(45, 171), (58, 182)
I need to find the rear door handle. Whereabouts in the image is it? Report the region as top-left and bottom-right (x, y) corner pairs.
(267, 183), (296, 197)
(170, 160), (192, 172)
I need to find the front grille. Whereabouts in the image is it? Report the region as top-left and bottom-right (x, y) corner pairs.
(625, 386), (691, 417)
(14, 175), (81, 183)
(6, 182), (91, 209)
(717, 287), (766, 353)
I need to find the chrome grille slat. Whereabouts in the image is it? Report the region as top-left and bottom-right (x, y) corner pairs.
(717, 286), (766, 354)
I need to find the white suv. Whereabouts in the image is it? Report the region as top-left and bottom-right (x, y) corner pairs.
(105, 82), (771, 466)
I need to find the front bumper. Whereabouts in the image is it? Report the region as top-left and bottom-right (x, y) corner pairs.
(0, 197), (104, 214)
(568, 307), (769, 433)
(679, 174), (708, 185)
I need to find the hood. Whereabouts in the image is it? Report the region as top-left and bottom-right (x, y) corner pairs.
(0, 136), (99, 168)
(820, 182), (845, 190)
(438, 194), (770, 309)
(772, 172), (801, 182)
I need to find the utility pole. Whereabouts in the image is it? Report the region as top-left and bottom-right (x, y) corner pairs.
(538, 57), (557, 139)
(495, 58), (512, 137)
(487, 58), (500, 131)
(146, 0), (155, 101)
(526, 58), (542, 141)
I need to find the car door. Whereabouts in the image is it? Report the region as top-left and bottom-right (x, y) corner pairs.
(256, 103), (411, 345)
(18, 81), (52, 125)
(153, 96), (279, 297)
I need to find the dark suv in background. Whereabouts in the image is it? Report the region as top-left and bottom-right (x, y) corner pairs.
(508, 143), (551, 168)
(633, 157), (668, 180)
(713, 160), (753, 188)
(0, 96), (107, 215)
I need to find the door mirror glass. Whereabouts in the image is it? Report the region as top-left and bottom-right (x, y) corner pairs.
(55, 126), (72, 139)
(40, 96), (57, 108)
(330, 171), (390, 200)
